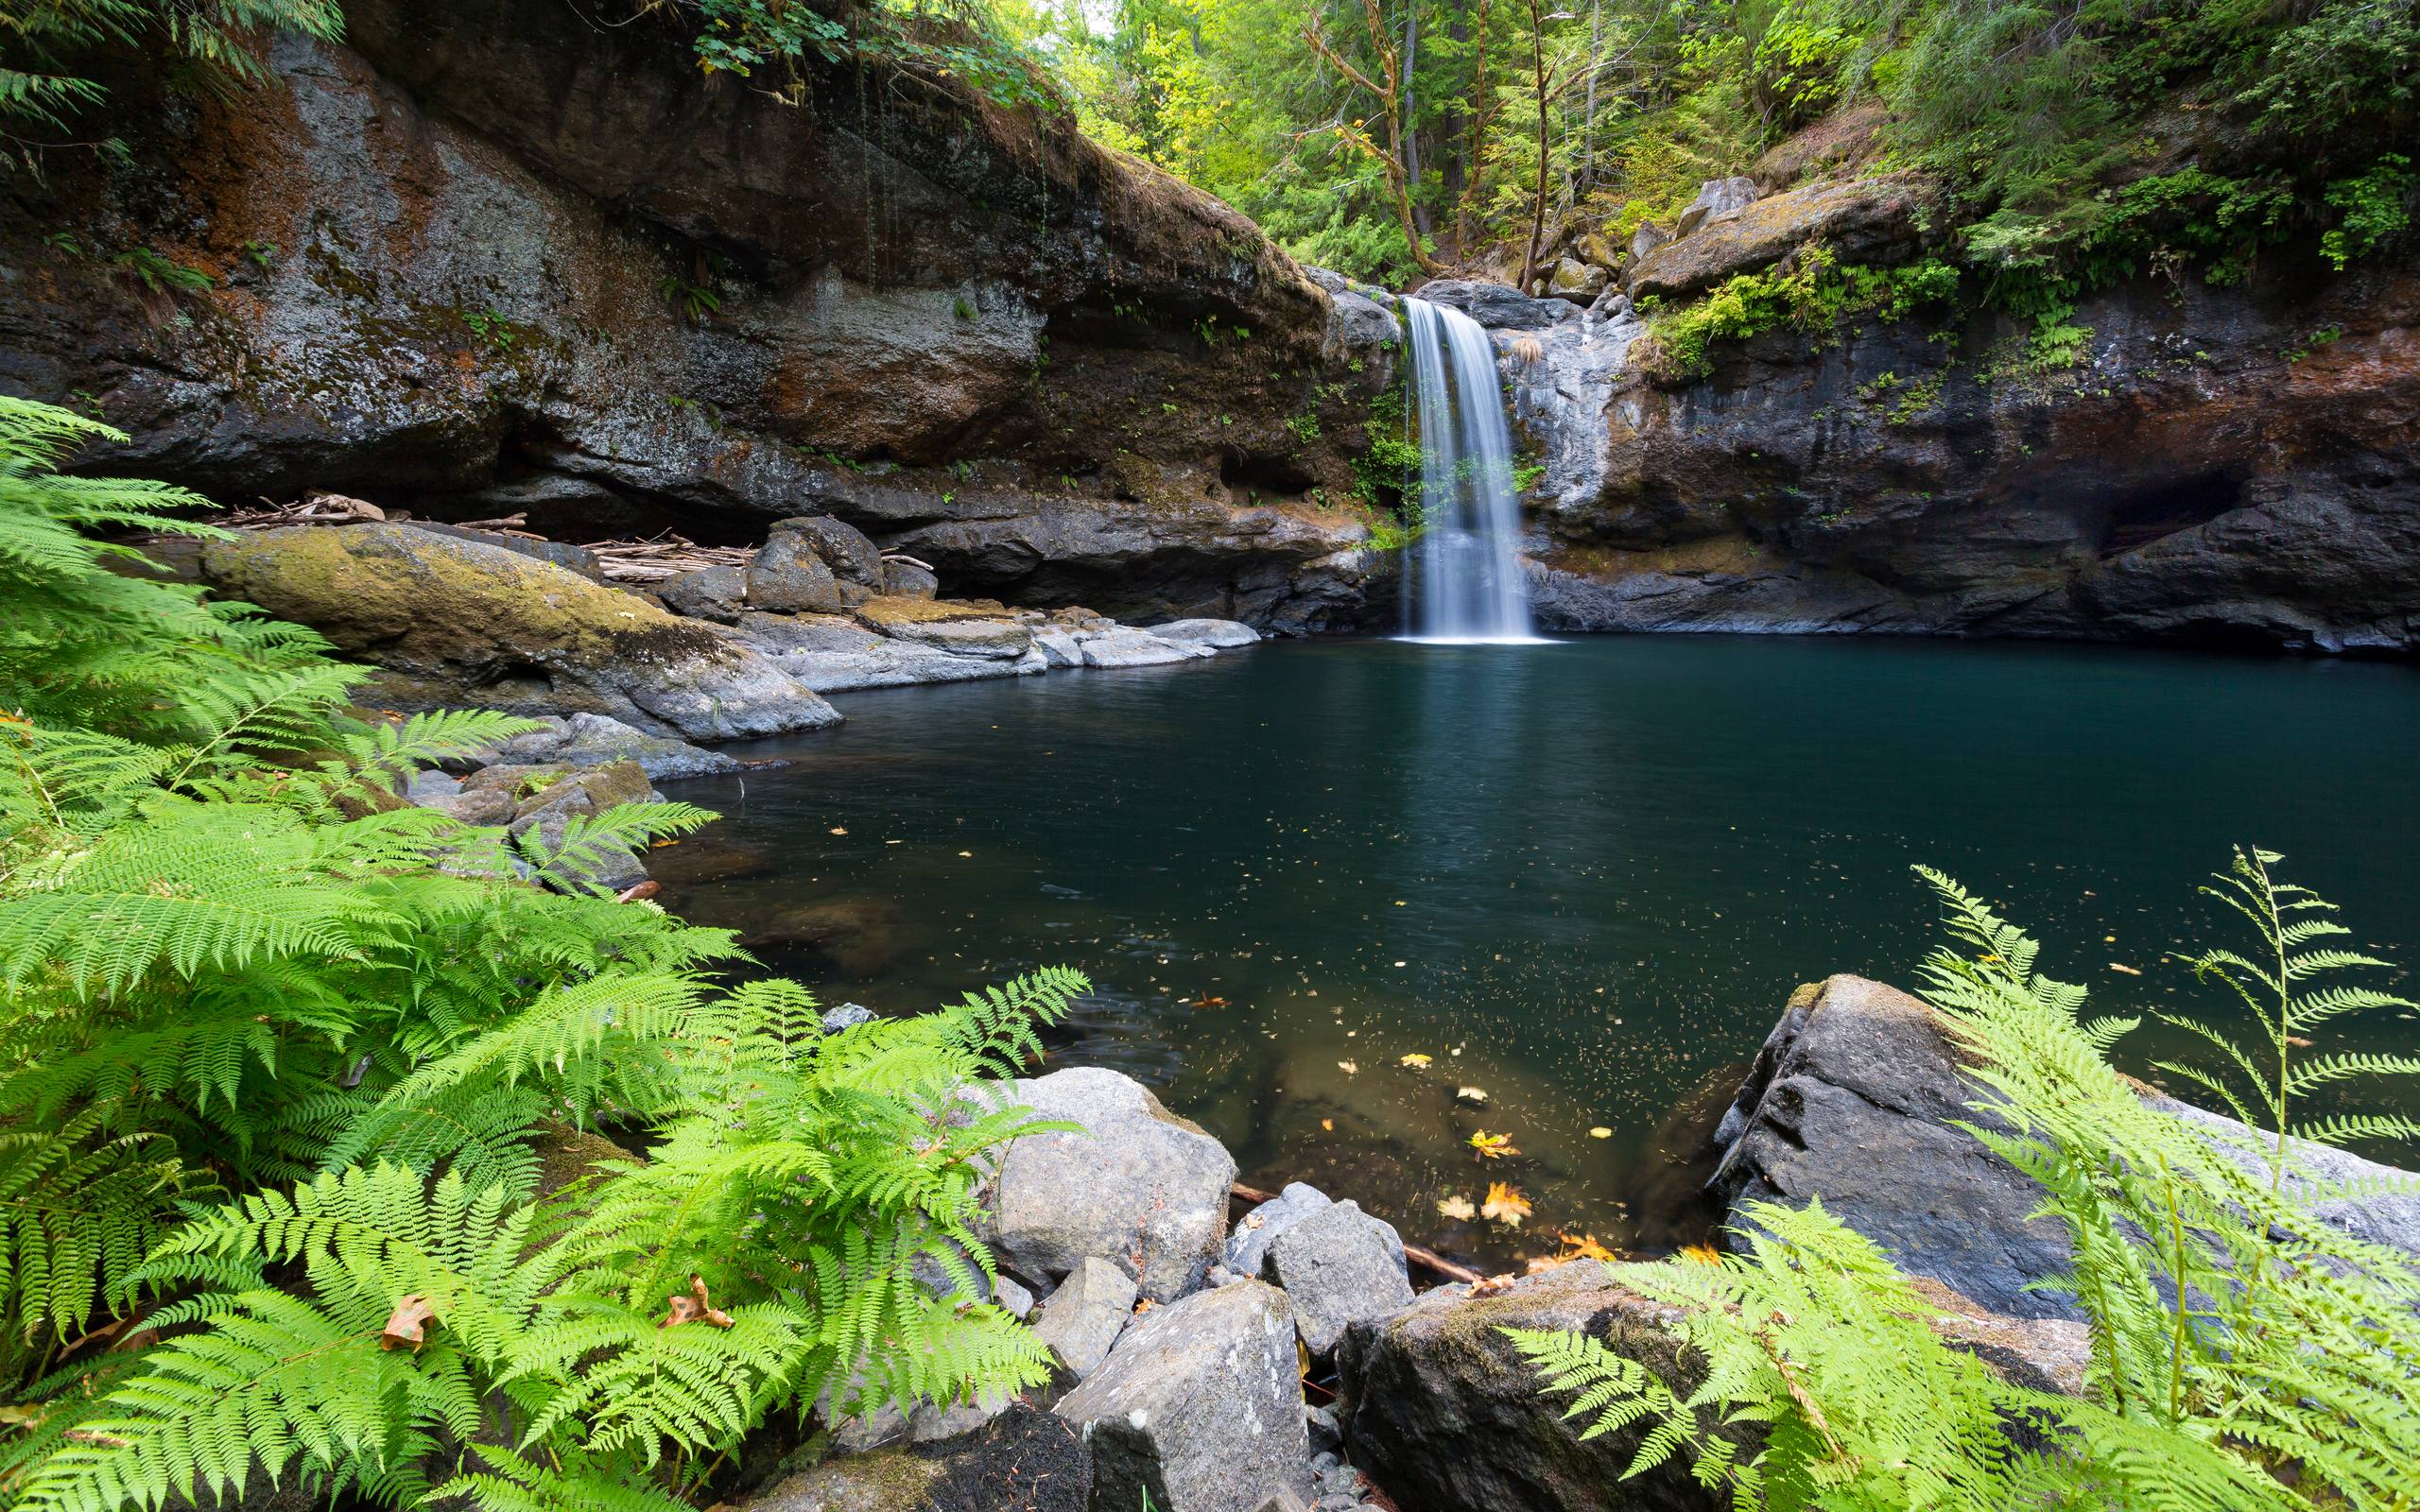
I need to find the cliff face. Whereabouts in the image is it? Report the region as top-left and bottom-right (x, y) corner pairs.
(0, 0), (1399, 630)
(1491, 198), (2420, 654)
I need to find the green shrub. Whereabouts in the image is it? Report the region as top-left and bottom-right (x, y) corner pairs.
(2321, 154), (2415, 270)
(1644, 249), (1962, 380)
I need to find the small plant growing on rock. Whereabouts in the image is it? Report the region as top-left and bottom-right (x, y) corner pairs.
(461, 306), (517, 352)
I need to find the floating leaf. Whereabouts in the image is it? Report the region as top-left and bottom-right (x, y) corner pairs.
(1559, 1231), (1617, 1263)
(1469, 1129), (1518, 1160)
(1337, 1059), (1358, 1075)
(1481, 1181), (1531, 1226)
(1437, 1194), (1477, 1221)
(380, 1295), (434, 1352)
(1399, 1053), (1432, 1069)
(660, 1275), (734, 1330)
(1587, 1125), (1613, 1139)
(1681, 1242), (1723, 1265)
(1189, 994), (1228, 1009)
(1457, 1086), (1489, 1104)
(828, 826), (848, 835)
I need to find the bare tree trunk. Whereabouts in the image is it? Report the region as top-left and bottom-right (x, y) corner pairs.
(1305, 0), (1447, 276)
(1519, 0), (1552, 288)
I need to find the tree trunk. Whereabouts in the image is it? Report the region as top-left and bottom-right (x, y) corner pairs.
(1403, 5), (1429, 235)
(1582, 0), (1599, 190)
(1461, 0), (1494, 251)
(1520, 0), (1551, 288)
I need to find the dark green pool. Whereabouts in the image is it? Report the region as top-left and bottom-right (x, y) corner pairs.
(655, 636), (2420, 1271)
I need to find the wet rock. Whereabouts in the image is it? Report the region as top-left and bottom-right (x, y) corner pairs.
(1672, 176), (1761, 238)
(1078, 628), (1209, 668)
(731, 612), (1044, 692)
(1054, 1280), (1305, 1512)
(1337, 1263), (1723, 1512)
(881, 617), (1034, 660)
(1628, 174), (1930, 301)
(981, 1067), (1236, 1302)
(482, 713), (743, 780)
(1031, 1256), (1136, 1380)
(1150, 618), (1259, 649)
(1031, 628), (1084, 668)
(821, 1003), (879, 1033)
(201, 525), (838, 742)
(772, 515), (887, 586)
(1257, 1199), (1413, 1356)
(659, 563), (751, 623)
(1709, 975), (2420, 1320)
(1411, 280), (1579, 331)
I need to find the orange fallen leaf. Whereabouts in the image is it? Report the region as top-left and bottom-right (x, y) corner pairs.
(1321, 1118), (1334, 1131)
(1398, 1053), (1432, 1069)
(1468, 1273), (1519, 1297)
(660, 1275), (735, 1330)
(1559, 1231), (1617, 1263)
(1188, 994), (1228, 1009)
(1481, 1181), (1531, 1226)
(1681, 1243), (1723, 1265)
(1468, 1129), (1518, 1160)
(380, 1294), (434, 1352)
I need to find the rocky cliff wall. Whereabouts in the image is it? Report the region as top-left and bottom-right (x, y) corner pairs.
(0, 0), (1400, 630)
(1462, 190), (2420, 655)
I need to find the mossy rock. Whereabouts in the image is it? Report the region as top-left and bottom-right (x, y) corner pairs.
(202, 524), (839, 742)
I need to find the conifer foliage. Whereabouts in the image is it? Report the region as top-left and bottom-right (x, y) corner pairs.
(0, 397), (1091, 1512)
(1512, 855), (2420, 1509)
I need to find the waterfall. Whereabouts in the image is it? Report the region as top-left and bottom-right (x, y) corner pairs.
(1399, 297), (1539, 644)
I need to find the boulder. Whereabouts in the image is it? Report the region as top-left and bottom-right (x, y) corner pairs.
(980, 1067), (1236, 1302)
(746, 532), (850, 615)
(659, 563), (750, 622)
(1148, 618), (1259, 650)
(750, 1402), (1091, 1512)
(1224, 1182), (1335, 1278)
(1672, 176), (1761, 238)
(1545, 257), (1609, 304)
(1707, 975), (2420, 1321)
(1411, 279), (1580, 331)
(1078, 628), (1209, 668)
(1054, 1280), (1305, 1512)
(879, 617), (1034, 661)
(477, 712), (743, 780)
(881, 558), (941, 599)
(1627, 175), (1929, 301)
(1337, 1263), (1721, 1512)
(771, 515), (887, 586)
(401, 521), (604, 580)
(1030, 628), (1084, 668)
(1256, 1198), (1413, 1356)
(202, 525), (838, 742)
(1628, 222), (1671, 261)
(1031, 1256), (1137, 1381)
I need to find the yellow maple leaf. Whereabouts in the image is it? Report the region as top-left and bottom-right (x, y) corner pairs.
(1468, 1129), (1518, 1160)
(1436, 1194), (1477, 1221)
(1481, 1181), (1531, 1226)
(1587, 1125), (1613, 1139)
(1559, 1231), (1617, 1263)
(1681, 1242), (1723, 1265)
(1399, 1053), (1432, 1069)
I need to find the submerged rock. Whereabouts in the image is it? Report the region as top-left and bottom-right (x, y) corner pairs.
(202, 524), (838, 742)
(1054, 1280), (1306, 1512)
(980, 1067), (1236, 1302)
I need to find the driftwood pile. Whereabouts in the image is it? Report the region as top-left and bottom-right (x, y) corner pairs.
(199, 493), (757, 588)
(578, 532), (752, 585)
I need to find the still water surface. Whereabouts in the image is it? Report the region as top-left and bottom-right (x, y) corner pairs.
(657, 636), (2420, 1270)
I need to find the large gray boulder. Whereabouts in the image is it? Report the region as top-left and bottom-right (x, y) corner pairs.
(201, 524), (839, 742)
(1031, 1256), (1137, 1381)
(745, 531), (852, 615)
(1628, 174), (1930, 301)
(1223, 1182), (1334, 1278)
(732, 612), (1046, 692)
(771, 514), (887, 586)
(1337, 1264), (1721, 1512)
(749, 1401), (1091, 1512)
(1257, 1198), (1414, 1356)
(1708, 975), (2420, 1321)
(981, 1068), (1236, 1303)
(1078, 627), (1209, 668)
(1054, 1280), (1306, 1512)
(1673, 176), (1761, 238)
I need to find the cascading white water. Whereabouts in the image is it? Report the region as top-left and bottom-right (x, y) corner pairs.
(1399, 297), (1539, 644)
